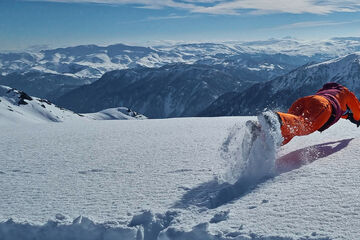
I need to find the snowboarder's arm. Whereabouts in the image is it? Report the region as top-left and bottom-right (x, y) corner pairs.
(345, 91), (360, 121)
(342, 89), (360, 126)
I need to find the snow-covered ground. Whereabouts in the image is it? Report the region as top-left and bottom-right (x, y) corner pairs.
(1, 116), (360, 239)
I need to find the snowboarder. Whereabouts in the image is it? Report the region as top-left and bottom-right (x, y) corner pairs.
(276, 82), (360, 145)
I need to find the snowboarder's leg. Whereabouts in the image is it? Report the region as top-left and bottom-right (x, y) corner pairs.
(241, 120), (261, 161)
(257, 110), (283, 147)
(277, 95), (332, 145)
(258, 111), (282, 133)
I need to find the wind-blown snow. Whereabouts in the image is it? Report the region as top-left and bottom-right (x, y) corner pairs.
(220, 112), (283, 185)
(1, 116), (360, 239)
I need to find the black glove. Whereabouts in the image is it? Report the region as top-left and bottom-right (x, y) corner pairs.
(347, 112), (360, 127)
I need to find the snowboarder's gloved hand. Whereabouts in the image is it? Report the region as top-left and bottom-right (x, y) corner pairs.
(347, 112), (360, 127)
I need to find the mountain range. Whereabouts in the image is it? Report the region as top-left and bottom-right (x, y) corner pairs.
(2, 38), (360, 119)
(55, 63), (249, 118)
(0, 72), (93, 101)
(0, 40), (324, 102)
(200, 52), (360, 116)
(3, 37), (360, 79)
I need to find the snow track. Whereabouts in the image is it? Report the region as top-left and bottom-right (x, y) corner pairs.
(1, 117), (360, 239)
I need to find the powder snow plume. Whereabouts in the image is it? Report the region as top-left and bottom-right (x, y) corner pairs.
(219, 111), (283, 185)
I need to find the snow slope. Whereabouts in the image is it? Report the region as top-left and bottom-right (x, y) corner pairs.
(1, 116), (360, 239)
(0, 85), (146, 124)
(0, 85), (83, 124)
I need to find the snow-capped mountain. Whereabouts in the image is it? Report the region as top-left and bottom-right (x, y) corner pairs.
(2, 38), (360, 119)
(228, 37), (360, 57)
(3, 37), (360, 80)
(200, 52), (360, 116)
(2, 37), (360, 105)
(55, 63), (250, 118)
(157, 37), (360, 59)
(1, 43), (242, 80)
(0, 85), (146, 124)
(0, 41), (320, 101)
(195, 52), (313, 81)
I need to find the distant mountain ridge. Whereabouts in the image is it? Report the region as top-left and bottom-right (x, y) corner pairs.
(55, 63), (250, 118)
(0, 40), (327, 101)
(199, 52), (360, 117)
(3, 37), (360, 80)
(0, 72), (93, 101)
(2, 38), (360, 119)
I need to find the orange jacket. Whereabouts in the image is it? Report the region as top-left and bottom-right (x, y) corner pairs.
(316, 83), (360, 125)
(277, 83), (360, 145)
(338, 87), (360, 121)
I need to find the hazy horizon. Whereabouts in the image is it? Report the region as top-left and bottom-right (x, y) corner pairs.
(3, 35), (360, 53)
(2, 0), (360, 51)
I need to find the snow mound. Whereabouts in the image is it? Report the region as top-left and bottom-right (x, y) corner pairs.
(0, 85), (147, 124)
(84, 107), (147, 120)
(0, 216), (137, 240)
(0, 85), (83, 124)
(0, 211), (179, 240)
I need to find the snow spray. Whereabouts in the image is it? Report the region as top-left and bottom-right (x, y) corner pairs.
(219, 112), (283, 185)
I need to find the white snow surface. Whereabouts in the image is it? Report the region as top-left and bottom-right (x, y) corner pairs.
(1, 116), (360, 240)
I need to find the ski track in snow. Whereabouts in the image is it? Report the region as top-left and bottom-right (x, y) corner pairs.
(1, 117), (360, 239)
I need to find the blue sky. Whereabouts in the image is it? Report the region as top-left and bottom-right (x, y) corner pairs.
(1, 0), (360, 51)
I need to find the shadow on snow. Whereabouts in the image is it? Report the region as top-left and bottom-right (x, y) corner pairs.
(173, 138), (353, 210)
(276, 138), (353, 173)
